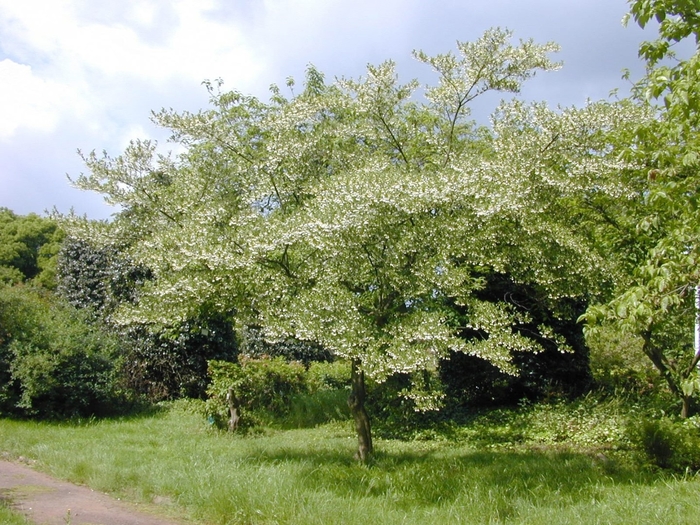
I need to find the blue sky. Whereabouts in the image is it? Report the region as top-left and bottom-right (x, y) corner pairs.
(0, 0), (652, 219)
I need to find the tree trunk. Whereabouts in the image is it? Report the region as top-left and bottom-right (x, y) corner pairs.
(226, 387), (240, 432)
(641, 332), (679, 394)
(682, 394), (692, 419)
(641, 330), (691, 417)
(347, 359), (373, 462)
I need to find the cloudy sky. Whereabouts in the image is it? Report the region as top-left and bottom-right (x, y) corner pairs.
(1, 0), (652, 220)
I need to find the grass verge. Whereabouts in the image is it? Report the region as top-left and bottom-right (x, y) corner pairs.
(0, 500), (31, 525)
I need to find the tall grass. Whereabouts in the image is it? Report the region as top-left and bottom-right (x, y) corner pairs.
(1, 399), (699, 524)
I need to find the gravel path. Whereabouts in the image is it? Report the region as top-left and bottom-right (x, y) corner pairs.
(0, 459), (193, 525)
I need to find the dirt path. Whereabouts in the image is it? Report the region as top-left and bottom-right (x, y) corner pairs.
(0, 459), (193, 525)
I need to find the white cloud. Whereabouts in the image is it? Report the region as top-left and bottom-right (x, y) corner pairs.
(117, 123), (152, 150)
(0, 59), (82, 138)
(0, 0), (262, 84)
(130, 1), (158, 26)
(0, 0), (265, 141)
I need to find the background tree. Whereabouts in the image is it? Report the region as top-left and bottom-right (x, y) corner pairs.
(582, 0), (700, 417)
(0, 209), (64, 289)
(441, 273), (591, 409)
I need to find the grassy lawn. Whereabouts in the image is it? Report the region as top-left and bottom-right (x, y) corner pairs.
(1, 399), (699, 524)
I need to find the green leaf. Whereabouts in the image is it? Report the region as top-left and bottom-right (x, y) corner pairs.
(682, 151), (698, 166)
(681, 378), (699, 397)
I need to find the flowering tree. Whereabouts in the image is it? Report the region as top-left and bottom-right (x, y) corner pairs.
(68, 28), (643, 459)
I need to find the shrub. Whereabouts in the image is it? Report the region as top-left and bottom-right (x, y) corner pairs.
(629, 416), (700, 472)
(0, 209), (64, 289)
(586, 326), (661, 395)
(238, 326), (332, 365)
(57, 238), (238, 401)
(0, 285), (120, 418)
(117, 315), (238, 401)
(440, 273), (592, 408)
(306, 360), (351, 392)
(205, 357), (308, 428)
(365, 374), (420, 437)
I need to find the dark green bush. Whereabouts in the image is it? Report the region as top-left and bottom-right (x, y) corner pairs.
(57, 238), (238, 401)
(117, 315), (238, 401)
(440, 273), (592, 408)
(629, 416), (700, 472)
(238, 326), (332, 365)
(365, 372), (447, 439)
(0, 285), (119, 418)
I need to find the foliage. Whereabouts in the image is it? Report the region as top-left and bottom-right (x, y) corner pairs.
(56, 237), (149, 319)
(0, 208), (64, 289)
(56, 237), (238, 401)
(448, 395), (636, 451)
(586, 325), (662, 394)
(239, 325), (332, 365)
(204, 359), (350, 429)
(117, 315), (238, 401)
(629, 415), (700, 472)
(205, 357), (308, 428)
(626, 0), (700, 69)
(441, 273), (591, 407)
(64, 28), (653, 455)
(306, 359), (351, 391)
(580, 0), (700, 416)
(0, 285), (119, 418)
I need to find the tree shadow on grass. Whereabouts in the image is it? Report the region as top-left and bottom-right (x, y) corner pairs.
(247, 444), (655, 512)
(1, 400), (173, 428)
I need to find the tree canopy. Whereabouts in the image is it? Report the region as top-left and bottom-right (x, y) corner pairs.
(0, 208), (63, 289)
(65, 28), (651, 458)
